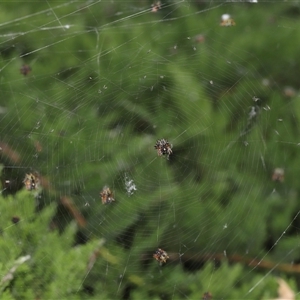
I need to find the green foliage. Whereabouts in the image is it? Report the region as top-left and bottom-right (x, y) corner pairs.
(0, 185), (294, 299)
(0, 190), (102, 299)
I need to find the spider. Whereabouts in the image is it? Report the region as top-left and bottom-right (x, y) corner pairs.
(23, 173), (39, 191)
(154, 139), (172, 159)
(100, 186), (115, 204)
(153, 248), (169, 264)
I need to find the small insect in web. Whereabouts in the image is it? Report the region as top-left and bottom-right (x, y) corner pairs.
(153, 248), (169, 264)
(151, 1), (161, 13)
(100, 186), (115, 204)
(220, 14), (236, 27)
(154, 139), (173, 159)
(20, 64), (31, 76)
(23, 173), (39, 191)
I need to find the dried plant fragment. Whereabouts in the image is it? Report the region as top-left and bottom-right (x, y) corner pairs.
(271, 278), (295, 300)
(1, 255), (31, 286)
(61, 196), (86, 228)
(0, 142), (20, 163)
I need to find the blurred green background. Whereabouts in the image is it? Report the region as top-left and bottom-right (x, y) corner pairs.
(1, 1), (300, 299)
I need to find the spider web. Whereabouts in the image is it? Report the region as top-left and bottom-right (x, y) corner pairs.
(1, 1), (300, 299)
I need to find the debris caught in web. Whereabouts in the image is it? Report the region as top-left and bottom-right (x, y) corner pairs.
(124, 174), (137, 196)
(240, 104), (260, 138)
